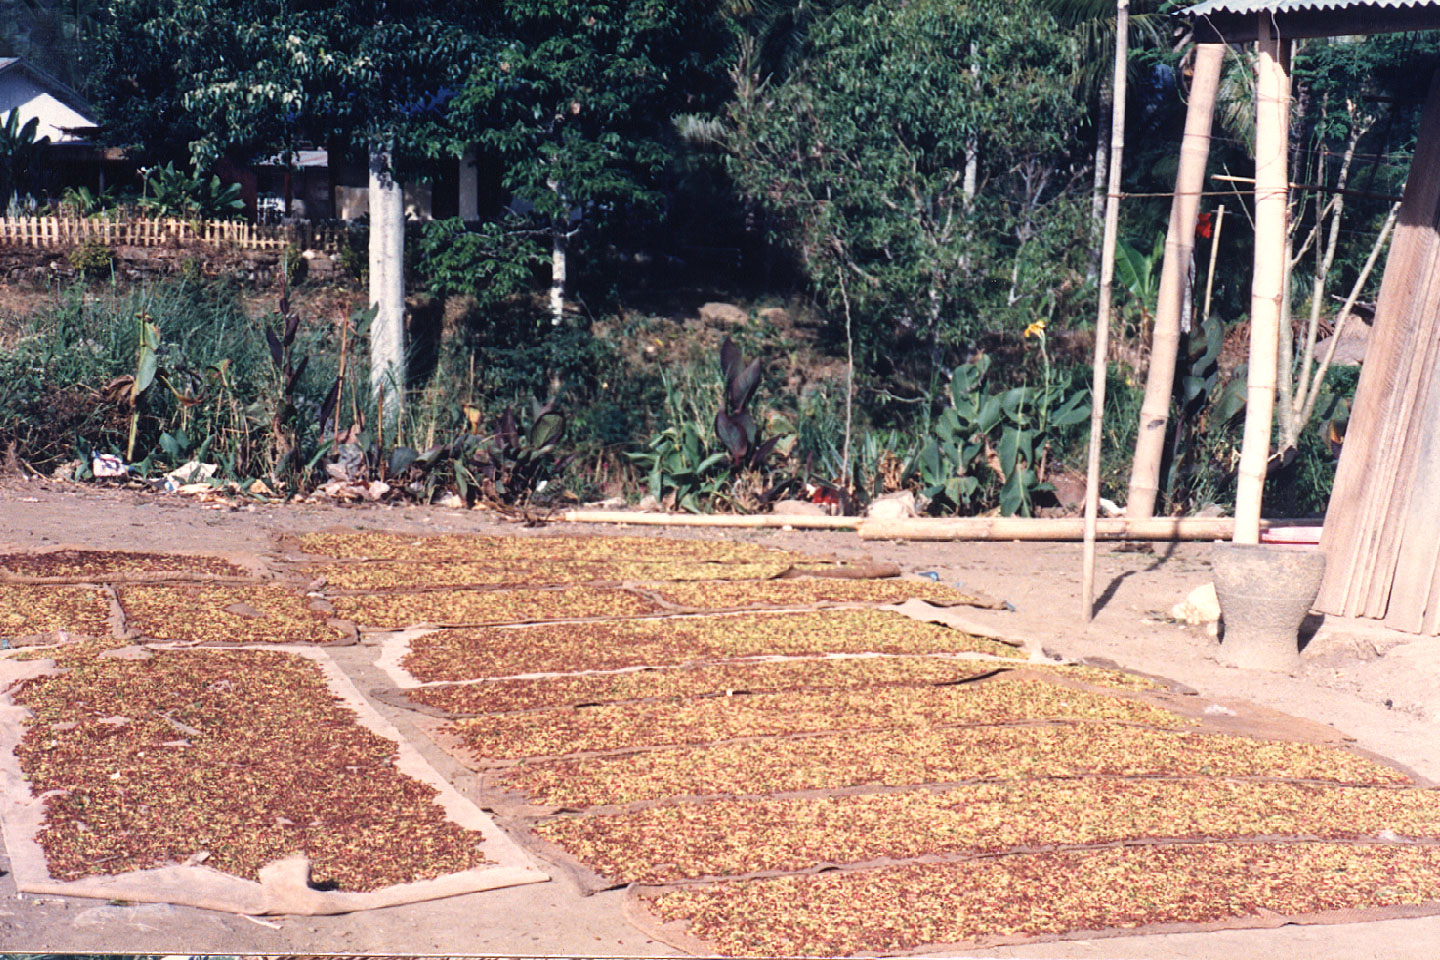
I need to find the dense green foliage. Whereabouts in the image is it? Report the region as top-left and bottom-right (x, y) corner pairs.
(4, 0), (1439, 515)
(453, 0), (726, 247)
(724, 0), (1092, 385)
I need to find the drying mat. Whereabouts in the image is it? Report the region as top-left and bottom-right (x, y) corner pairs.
(0, 645), (546, 914)
(625, 841), (1440, 957)
(329, 586), (667, 630)
(407, 663), (1428, 898)
(307, 558), (901, 593)
(285, 530), (811, 564)
(485, 719), (1414, 810)
(533, 776), (1440, 885)
(0, 583), (118, 643)
(385, 655), (1035, 718)
(641, 578), (1006, 612)
(0, 546), (267, 584)
(419, 675), (1195, 769)
(117, 582), (357, 645)
(378, 610), (1025, 688)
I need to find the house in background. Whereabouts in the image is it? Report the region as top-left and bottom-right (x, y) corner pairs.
(1, 55), (495, 225)
(0, 56), (96, 144)
(0, 56), (121, 198)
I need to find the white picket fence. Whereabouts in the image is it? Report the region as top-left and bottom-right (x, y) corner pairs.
(0, 216), (349, 252)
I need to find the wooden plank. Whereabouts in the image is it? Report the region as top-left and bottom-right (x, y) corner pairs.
(1375, 248), (1440, 628)
(1365, 222), (1440, 614)
(1385, 330), (1440, 631)
(1319, 69), (1440, 615)
(1359, 237), (1440, 617)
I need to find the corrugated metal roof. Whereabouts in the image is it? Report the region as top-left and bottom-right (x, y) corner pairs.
(1185, 0), (1440, 17)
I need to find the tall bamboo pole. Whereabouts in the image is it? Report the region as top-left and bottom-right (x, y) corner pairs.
(1125, 42), (1225, 518)
(1234, 18), (1291, 544)
(1082, 0), (1131, 623)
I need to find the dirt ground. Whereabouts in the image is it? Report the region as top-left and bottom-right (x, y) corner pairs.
(3, 476), (1440, 958)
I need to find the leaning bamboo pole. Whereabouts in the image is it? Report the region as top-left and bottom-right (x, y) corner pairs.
(1082, 0), (1131, 622)
(1126, 41), (1225, 519)
(1234, 19), (1291, 544)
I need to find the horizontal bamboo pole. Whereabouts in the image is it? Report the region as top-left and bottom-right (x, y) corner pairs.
(561, 510), (861, 530)
(559, 511), (1302, 542)
(860, 517), (1279, 541)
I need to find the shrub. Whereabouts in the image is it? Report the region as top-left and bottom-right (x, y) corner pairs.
(66, 240), (115, 276)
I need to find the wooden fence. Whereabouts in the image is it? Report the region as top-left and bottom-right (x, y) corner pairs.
(0, 216), (351, 253)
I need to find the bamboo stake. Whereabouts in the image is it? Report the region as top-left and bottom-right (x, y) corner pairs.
(1127, 42), (1225, 519)
(334, 310), (350, 451)
(1234, 19), (1291, 544)
(1082, 0), (1130, 623)
(1202, 203), (1226, 326)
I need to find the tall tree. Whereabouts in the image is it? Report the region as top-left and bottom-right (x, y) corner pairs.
(90, 0), (485, 424)
(723, 0), (1086, 382)
(453, 0), (727, 326)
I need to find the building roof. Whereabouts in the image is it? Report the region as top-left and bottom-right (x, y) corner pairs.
(0, 56), (99, 143)
(1184, 0), (1440, 40)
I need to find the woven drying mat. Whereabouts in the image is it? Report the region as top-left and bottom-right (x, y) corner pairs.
(406, 662), (1430, 905)
(483, 721), (1415, 813)
(306, 558), (901, 593)
(0, 583), (119, 644)
(640, 578), (1008, 612)
(116, 582), (357, 645)
(389, 656), (1018, 718)
(282, 529), (812, 565)
(0, 546), (267, 584)
(0, 646), (546, 914)
(625, 842), (1440, 957)
(328, 586), (667, 630)
(380, 611), (1023, 688)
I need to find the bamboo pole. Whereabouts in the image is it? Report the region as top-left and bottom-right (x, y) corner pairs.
(1127, 42), (1225, 519)
(561, 511), (861, 530)
(861, 516), (1275, 542)
(1234, 19), (1291, 544)
(1082, 0), (1130, 623)
(1202, 203), (1226, 326)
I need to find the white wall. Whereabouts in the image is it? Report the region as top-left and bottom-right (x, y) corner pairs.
(0, 73), (94, 143)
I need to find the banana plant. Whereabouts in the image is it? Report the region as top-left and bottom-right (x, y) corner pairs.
(0, 109), (49, 204)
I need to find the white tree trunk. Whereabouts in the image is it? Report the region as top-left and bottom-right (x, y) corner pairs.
(458, 145), (480, 222)
(964, 44), (979, 203)
(550, 216), (568, 326)
(368, 145), (406, 426)
(1092, 78), (1113, 228)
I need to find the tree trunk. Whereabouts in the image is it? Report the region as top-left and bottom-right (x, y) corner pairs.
(1092, 76), (1113, 229)
(964, 43), (980, 203)
(1124, 41), (1223, 518)
(550, 215), (568, 326)
(368, 144), (406, 427)
(1234, 22), (1291, 544)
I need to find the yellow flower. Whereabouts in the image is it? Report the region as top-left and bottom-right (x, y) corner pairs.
(1023, 320), (1047, 339)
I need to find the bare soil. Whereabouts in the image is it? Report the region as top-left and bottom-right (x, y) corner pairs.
(2, 477), (1440, 957)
